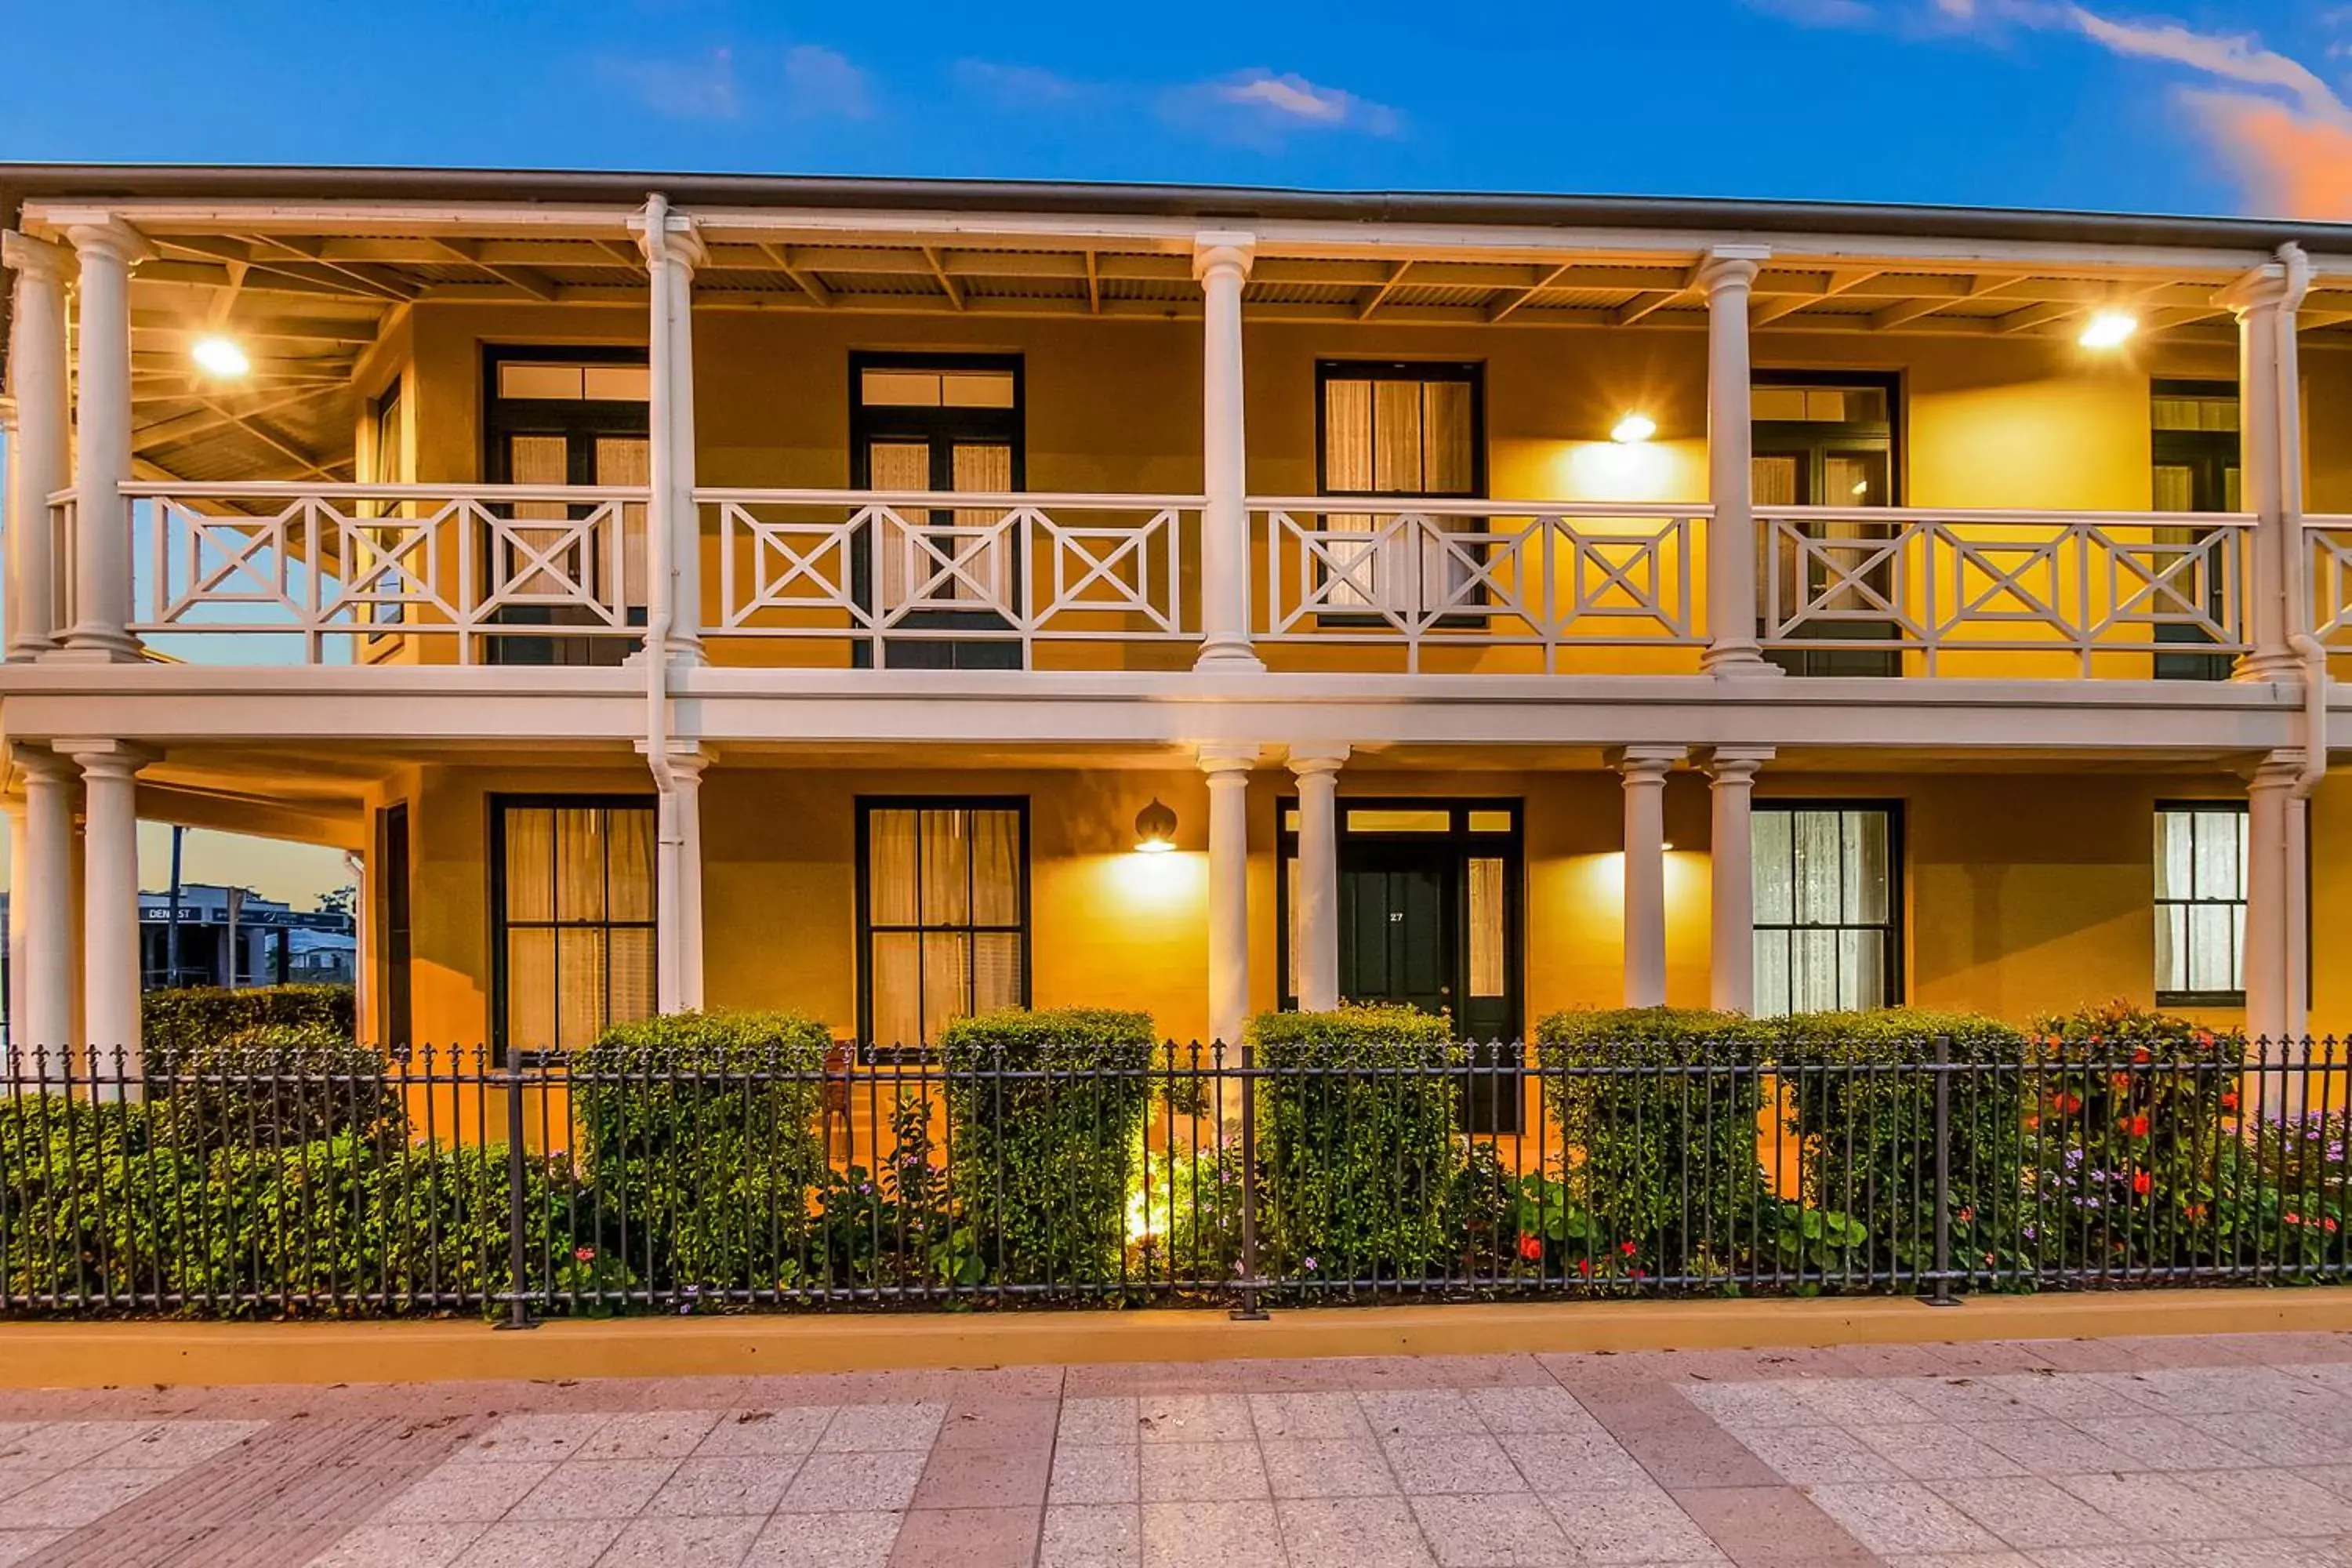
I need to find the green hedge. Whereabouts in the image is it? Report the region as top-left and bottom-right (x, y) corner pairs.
(147, 1023), (403, 1153)
(1537, 1008), (1766, 1283)
(1774, 1009), (2031, 1287)
(572, 1011), (832, 1298)
(0, 1095), (564, 1314)
(941, 1007), (1156, 1291)
(142, 985), (356, 1050)
(1252, 1004), (1461, 1288)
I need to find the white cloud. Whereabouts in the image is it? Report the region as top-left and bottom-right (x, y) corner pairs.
(782, 44), (872, 120)
(604, 45), (742, 121)
(1181, 69), (1402, 141)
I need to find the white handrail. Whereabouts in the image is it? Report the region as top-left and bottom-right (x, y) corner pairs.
(1249, 495), (1709, 519)
(123, 481), (652, 503)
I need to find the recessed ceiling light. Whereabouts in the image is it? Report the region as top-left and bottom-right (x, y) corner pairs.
(1610, 412), (1657, 445)
(2079, 310), (2138, 350)
(192, 336), (250, 376)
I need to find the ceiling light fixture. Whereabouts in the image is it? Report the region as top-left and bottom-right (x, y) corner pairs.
(191, 336), (251, 377)
(2078, 310), (2139, 350)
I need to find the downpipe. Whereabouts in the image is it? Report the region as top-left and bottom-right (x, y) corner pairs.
(641, 191), (686, 1013)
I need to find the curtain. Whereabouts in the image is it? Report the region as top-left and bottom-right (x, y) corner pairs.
(950, 443), (1014, 608)
(505, 435), (572, 596)
(1752, 808), (1892, 1017)
(1468, 855), (1505, 1000)
(597, 435), (651, 609)
(868, 441), (930, 611)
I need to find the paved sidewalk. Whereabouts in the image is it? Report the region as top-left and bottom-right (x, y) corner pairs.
(2, 1331), (2350, 1566)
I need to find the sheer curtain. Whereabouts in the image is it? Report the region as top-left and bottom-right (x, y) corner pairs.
(864, 804), (1027, 1047)
(1752, 807), (1893, 1018)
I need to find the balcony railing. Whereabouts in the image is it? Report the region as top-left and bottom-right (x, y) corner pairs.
(705, 489), (1197, 668)
(1254, 499), (1705, 674)
(58, 482), (2319, 684)
(118, 481), (650, 665)
(1760, 507), (2252, 677)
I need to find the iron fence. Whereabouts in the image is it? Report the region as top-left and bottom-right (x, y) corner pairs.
(2, 1036), (2348, 1319)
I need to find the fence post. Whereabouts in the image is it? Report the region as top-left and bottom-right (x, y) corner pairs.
(1927, 1033), (1958, 1308)
(497, 1054), (538, 1331)
(1230, 1040), (1266, 1321)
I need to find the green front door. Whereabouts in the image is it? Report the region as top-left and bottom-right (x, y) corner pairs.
(1339, 844), (1453, 1020)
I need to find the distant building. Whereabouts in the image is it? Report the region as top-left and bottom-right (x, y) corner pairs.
(138, 885), (355, 989)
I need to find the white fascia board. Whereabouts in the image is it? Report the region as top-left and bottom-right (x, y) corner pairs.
(16, 199), (640, 239)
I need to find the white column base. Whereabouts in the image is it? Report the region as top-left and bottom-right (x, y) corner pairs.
(42, 633), (147, 666)
(1193, 644), (1268, 674)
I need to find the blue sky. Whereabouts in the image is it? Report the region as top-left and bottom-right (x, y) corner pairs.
(5, 1), (2349, 220)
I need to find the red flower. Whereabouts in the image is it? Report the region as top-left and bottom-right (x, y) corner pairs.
(2132, 1048), (2151, 1065)
(2053, 1093), (2083, 1116)
(1516, 1232), (1544, 1262)
(1619, 1240), (1639, 1257)
(2111, 1073), (2134, 1092)
(2185, 1203), (2208, 1222)
(574, 1246), (596, 1263)
(2132, 1171), (2152, 1197)
(2122, 1114), (2151, 1138)
(2221, 1091), (2240, 1112)
(1577, 1258), (1594, 1278)
(1629, 1268), (1647, 1281)
(2287, 1213), (2304, 1226)
(2328, 1218), (2342, 1235)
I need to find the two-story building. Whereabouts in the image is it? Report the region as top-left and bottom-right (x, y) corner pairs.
(0, 165), (2345, 1065)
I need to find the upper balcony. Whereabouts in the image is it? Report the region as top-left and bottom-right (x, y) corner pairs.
(6, 172), (2352, 700)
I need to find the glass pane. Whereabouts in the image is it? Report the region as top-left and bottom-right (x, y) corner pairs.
(1425, 381), (1473, 494)
(2152, 465), (2195, 513)
(504, 808), (554, 923)
(2224, 466), (2242, 513)
(1282, 808), (1301, 833)
(1755, 930), (1792, 1018)
(1825, 450), (1889, 506)
(941, 370), (1016, 409)
(868, 809), (920, 926)
(870, 931), (922, 1047)
(607, 808), (655, 923)
(2156, 904), (2188, 995)
(862, 369), (942, 406)
(1792, 811), (1843, 925)
(1793, 929), (1841, 1012)
(969, 809), (1021, 926)
(1752, 456), (1800, 508)
(1346, 809), (1451, 833)
(1285, 855), (1301, 1001)
(1467, 810), (1514, 833)
(1752, 387), (1809, 422)
(2194, 810), (2244, 901)
(2155, 811), (2192, 900)
(1844, 930), (1887, 1009)
(869, 441), (933, 491)
(499, 363), (583, 401)
(1846, 811), (1891, 925)
(556, 928), (605, 1050)
(505, 930), (556, 1051)
(507, 434), (568, 487)
(921, 931), (971, 1042)
(608, 927), (655, 1025)
(1324, 379), (1372, 492)
(554, 809), (606, 923)
(1468, 856), (1505, 999)
(1753, 811), (1793, 924)
(952, 443), (1012, 495)
(2188, 905), (2237, 993)
(580, 364), (649, 402)
(920, 810), (971, 926)
(972, 933), (1022, 1014)
(1372, 381), (1425, 492)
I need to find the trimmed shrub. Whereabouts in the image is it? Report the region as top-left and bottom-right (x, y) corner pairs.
(142, 985), (355, 1050)
(1537, 1008), (1766, 1283)
(2024, 1002), (2248, 1277)
(572, 1011), (832, 1298)
(1252, 1004), (1461, 1289)
(941, 1007), (1157, 1292)
(147, 1023), (405, 1153)
(1773, 1009), (2031, 1288)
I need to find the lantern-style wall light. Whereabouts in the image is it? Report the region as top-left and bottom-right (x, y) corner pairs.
(1134, 798), (1179, 853)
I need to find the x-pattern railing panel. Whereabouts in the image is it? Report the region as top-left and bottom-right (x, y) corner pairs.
(707, 489), (1196, 659)
(2307, 517), (2352, 645)
(1762, 508), (2250, 674)
(125, 482), (648, 662)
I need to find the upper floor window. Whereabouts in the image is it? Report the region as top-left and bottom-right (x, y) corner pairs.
(2154, 802), (2246, 1005)
(1755, 370), (1902, 678)
(1316, 361), (1485, 499)
(1753, 802), (1903, 1018)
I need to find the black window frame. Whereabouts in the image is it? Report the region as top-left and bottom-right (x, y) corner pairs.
(1753, 370), (1906, 679)
(2153, 798), (2249, 1007)
(2149, 378), (2241, 683)
(488, 792), (659, 1061)
(1312, 359), (1490, 502)
(854, 795), (1034, 1051)
(1751, 798), (1907, 1015)
(381, 802), (412, 1048)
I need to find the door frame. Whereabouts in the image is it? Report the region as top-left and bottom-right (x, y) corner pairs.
(1273, 796), (1524, 1041)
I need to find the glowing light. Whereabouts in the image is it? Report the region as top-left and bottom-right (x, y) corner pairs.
(1134, 799), (1178, 854)
(1610, 412), (1657, 445)
(1850, 479), (1871, 497)
(2078, 310), (2139, 350)
(191, 337), (250, 377)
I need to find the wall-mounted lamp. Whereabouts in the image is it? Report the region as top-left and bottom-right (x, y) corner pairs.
(1610, 412), (1658, 445)
(1134, 798), (1178, 853)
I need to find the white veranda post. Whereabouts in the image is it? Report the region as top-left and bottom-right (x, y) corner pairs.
(56, 217), (151, 664)
(2224, 247), (2310, 684)
(1704, 747), (1773, 1014)
(1195, 232), (1263, 673)
(1615, 746), (1684, 1009)
(11, 746), (77, 1057)
(1200, 743), (1259, 1048)
(60, 740), (148, 1093)
(1288, 745), (1348, 1011)
(2, 228), (71, 658)
(1700, 246), (1773, 678)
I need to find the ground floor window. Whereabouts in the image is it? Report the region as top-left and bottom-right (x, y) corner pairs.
(857, 799), (1029, 1047)
(2154, 801), (2247, 1005)
(1753, 802), (1903, 1018)
(492, 797), (656, 1054)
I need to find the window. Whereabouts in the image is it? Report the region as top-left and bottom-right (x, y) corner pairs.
(1755, 371), (1901, 678)
(2154, 803), (2248, 1004)
(858, 800), (1029, 1047)
(1316, 361), (1485, 613)
(382, 804), (412, 1047)
(492, 798), (656, 1054)
(1753, 803), (1903, 1017)
(2151, 380), (2240, 682)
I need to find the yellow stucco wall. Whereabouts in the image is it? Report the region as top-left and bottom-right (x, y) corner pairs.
(383, 760), (2335, 1047)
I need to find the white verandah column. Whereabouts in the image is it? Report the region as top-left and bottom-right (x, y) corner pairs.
(2245, 750), (2305, 1054)
(673, 747), (710, 1011)
(1614, 746), (1684, 1008)
(2223, 246), (2310, 684)
(634, 200), (706, 666)
(1700, 246), (1774, 678)
(55, 218), (151, 664)
(1199, 742), (1259, 1047)
(1703, 746), (1773, 1014)
(1287, 744), (1348, 1011)
(57, 739), (147, 1092)
(3, 230), (71, 660)
(1194, 232), (1264, 673)
(12, 746), (76, 1059)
